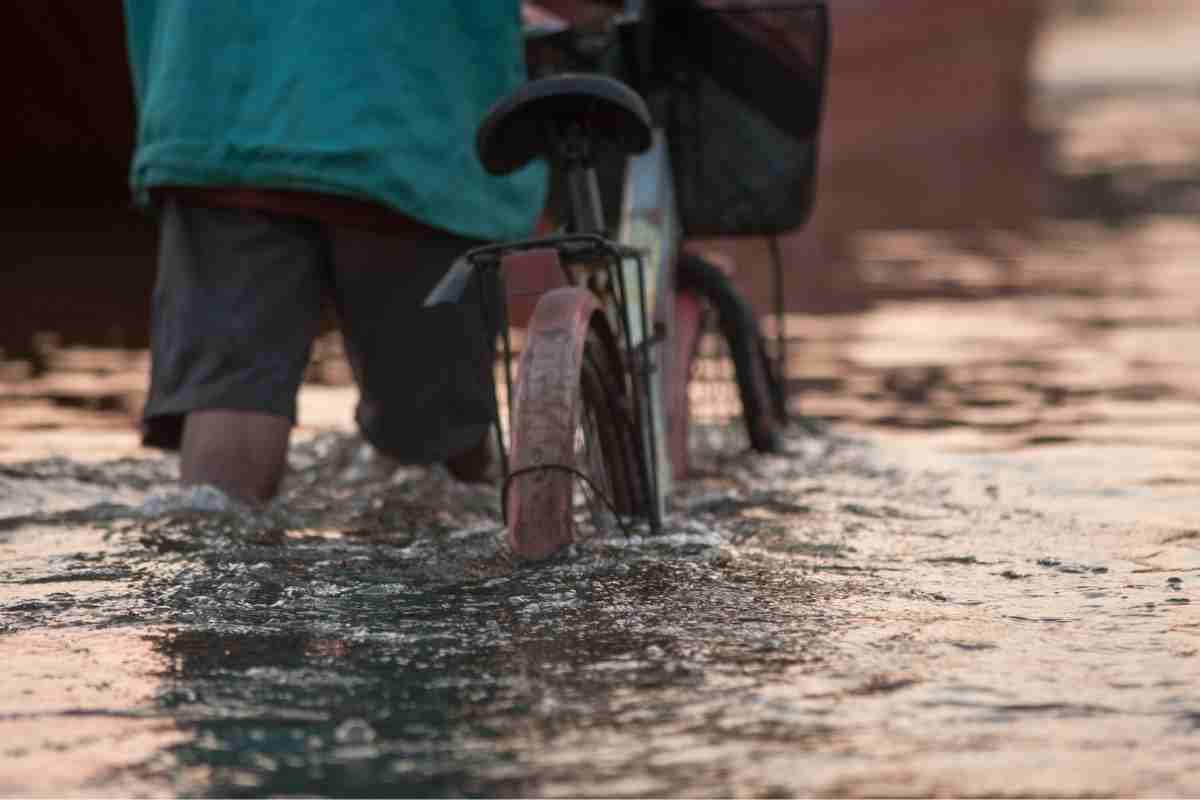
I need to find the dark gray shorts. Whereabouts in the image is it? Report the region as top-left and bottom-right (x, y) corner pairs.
(143, 199), (497, 464)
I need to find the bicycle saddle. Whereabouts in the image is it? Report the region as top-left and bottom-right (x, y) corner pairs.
(476, 73), (653, 176)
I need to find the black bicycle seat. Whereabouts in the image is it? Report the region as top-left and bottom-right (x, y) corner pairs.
(476, 73), (652, 176)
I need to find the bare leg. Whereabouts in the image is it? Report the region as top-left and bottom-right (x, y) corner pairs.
(180, 409), (292, 505)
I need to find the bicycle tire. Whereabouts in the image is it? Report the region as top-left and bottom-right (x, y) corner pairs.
(507, 292), (647, 560)
(676, 253), (786, 455)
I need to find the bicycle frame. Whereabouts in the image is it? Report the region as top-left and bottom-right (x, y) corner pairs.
(539, 1), (685, 525)
(615, 129), (680, 523)
(425, 2), (825, 557)
(426, 4), (687, 535)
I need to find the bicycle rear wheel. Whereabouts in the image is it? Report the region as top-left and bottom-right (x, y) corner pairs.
(673, 253), (786, 474)
(507, 288), (647, 560)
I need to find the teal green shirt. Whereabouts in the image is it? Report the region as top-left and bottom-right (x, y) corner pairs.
(125, 1), (546, 241)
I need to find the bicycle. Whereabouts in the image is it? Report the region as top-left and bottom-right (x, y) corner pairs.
(428, 0), (829, 559)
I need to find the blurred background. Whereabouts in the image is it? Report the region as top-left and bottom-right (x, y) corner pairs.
(3, 1), (1199, 467)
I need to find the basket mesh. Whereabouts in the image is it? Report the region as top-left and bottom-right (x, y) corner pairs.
(652, 1), (829, 236)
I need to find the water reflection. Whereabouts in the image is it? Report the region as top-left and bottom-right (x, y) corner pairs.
(152, 626), (517, 797)
(140, 546), (828, 797)
(0, 627), (181, 797)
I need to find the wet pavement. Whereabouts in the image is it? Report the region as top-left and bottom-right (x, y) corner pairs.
(5, 7), (1200, 798)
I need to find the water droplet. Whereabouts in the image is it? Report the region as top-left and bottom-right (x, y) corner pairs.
(334, 718), (376, 746)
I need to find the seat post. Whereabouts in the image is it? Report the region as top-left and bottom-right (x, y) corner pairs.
(554, 124), (606, 236)
(564, 164), (605, 235)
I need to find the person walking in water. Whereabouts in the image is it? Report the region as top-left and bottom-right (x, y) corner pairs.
(124, 2), (547, 504)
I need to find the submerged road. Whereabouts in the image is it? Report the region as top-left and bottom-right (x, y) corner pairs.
(1, 411), (1198, 796)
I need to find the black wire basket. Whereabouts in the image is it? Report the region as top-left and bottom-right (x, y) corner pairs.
(651, 1), (829, 237)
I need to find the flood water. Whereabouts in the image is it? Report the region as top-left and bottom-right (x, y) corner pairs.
(4, 8), (1200, 798)
(3, 421), (1197, 796)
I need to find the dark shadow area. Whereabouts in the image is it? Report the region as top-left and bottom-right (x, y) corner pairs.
(136, 548), (829, 797)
